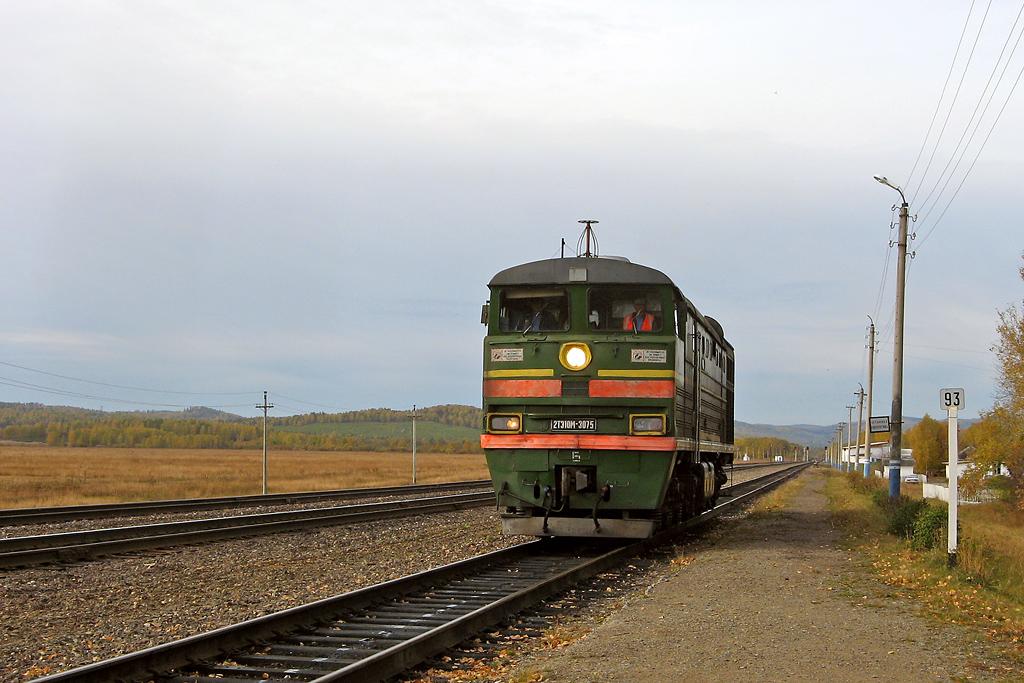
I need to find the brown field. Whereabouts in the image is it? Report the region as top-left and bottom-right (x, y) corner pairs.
(0, 445), (491, 509)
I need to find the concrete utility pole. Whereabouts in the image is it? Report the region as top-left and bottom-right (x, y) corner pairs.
(864, 319), (876, 477)
(855, 386), (865, 474)
(845, 406), (855, 472)
(835, 425), (844, 470)
(875, 175), (910, 499)
(256, 391), (274, 495)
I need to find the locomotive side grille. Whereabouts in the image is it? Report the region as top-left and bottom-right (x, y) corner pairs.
(561, 379), (589, 397)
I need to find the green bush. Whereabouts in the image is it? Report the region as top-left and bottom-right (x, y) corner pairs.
(910, 504), (948, 550)
(871, 488), (891, 509)
(872, 491), (929, 538)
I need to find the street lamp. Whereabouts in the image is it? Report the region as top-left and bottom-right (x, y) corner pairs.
(874, 174), (910, 499)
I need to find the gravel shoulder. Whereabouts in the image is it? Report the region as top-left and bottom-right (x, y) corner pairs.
(507, 469), (1021, 683)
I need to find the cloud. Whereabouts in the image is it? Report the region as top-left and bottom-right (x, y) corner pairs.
(0, 1), (1020, 424)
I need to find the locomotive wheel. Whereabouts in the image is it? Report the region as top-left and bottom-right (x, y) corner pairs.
(659, 480), (682, 530)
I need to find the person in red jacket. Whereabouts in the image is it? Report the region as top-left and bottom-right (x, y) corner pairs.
(623, 299), (654, 332)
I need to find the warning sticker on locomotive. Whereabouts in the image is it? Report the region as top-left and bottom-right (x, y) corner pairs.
(491, 348), (524, 362)
(551, 418), (597, 432)
(631, 349), (667, 363)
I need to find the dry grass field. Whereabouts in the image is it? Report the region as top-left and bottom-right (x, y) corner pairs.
(0, 445), (491, 509)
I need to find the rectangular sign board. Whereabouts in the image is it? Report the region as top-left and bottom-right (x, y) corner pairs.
(869, 416), (891, 433)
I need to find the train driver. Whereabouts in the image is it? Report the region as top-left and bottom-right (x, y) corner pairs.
(520, 299), (559, 332)
(623, 298), (654, 332)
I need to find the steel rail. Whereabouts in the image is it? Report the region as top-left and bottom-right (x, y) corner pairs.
(0, 493), (495, 569)
(0, 480), (493, 527)
(30, 464), (808, 683)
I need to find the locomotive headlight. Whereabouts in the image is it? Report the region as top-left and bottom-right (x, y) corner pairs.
(488, 413), (522, 433)
(558, 342), (592, 371)
(630, 414), (666, 435)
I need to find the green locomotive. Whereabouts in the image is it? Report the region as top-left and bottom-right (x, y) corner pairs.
(481, 247), (735, 538)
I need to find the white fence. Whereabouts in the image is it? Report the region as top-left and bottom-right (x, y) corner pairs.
(922, 482), (994, 504)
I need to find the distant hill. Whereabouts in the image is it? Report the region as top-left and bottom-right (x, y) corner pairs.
(0, 402), (244, 422)
(130, 406), (245, 421)
(736, 421), (834, 449)
(1, 401), (977, 452)
(737, 416), (981, 449)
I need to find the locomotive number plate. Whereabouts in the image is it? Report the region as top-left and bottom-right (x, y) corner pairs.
(551, 418), (597, 432)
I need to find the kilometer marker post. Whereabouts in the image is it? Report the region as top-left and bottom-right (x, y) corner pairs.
(941, 388), (964, 567)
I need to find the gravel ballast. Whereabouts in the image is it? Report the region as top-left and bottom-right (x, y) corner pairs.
(1, 507), (521, 682)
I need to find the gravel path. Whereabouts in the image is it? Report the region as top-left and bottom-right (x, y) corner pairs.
(503, 469), (1021, 683)
(0, 507), (522, 682)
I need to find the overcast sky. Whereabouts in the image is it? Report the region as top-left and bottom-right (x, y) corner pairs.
(2, 1), (1023, 426)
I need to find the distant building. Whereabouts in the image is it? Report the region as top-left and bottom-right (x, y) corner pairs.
(842, 442), (909, 471)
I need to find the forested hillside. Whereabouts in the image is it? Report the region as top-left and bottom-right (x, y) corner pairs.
(271, 405), (480, 430)
(0, 403), (483, 453)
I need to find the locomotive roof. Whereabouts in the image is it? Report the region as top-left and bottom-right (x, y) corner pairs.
(488, 257), (675, 287)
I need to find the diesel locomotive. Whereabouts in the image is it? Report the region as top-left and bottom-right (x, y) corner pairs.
(480, 240), (735, 538)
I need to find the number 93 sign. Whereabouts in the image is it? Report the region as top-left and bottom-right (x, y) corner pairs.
(940, 388), (965, 412)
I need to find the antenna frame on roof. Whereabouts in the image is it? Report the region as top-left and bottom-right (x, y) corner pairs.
(576, 220), (599, 257)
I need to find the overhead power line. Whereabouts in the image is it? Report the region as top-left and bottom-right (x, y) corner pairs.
(0, 376), (252, 410)
(903, 0), (1024, 250)
(268, 393), (353, 412)
(0, 360), (253, 395)
(0, 363), (364, 416)
(908, 0), (994, 204)
(905, 0), (981, 192)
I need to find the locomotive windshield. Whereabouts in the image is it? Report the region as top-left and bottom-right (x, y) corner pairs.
(587, 287), (664, 333)
(497, 287), (569, 332)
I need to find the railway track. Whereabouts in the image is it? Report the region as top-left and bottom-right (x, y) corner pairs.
(32, 463), (807, 683)
(0, 464), (794, 569)
(0, 492), (495, 569)
(0, 480), (493, 527)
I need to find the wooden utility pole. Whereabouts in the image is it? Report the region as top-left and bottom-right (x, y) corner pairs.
(256, 391), (274, 495)
(411, 404), (421, 484)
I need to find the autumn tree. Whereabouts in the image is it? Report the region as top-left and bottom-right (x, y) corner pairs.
(734, 437), (800, 460)
(903, 414), (946, 477)
(970, 252), (1024, 505)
